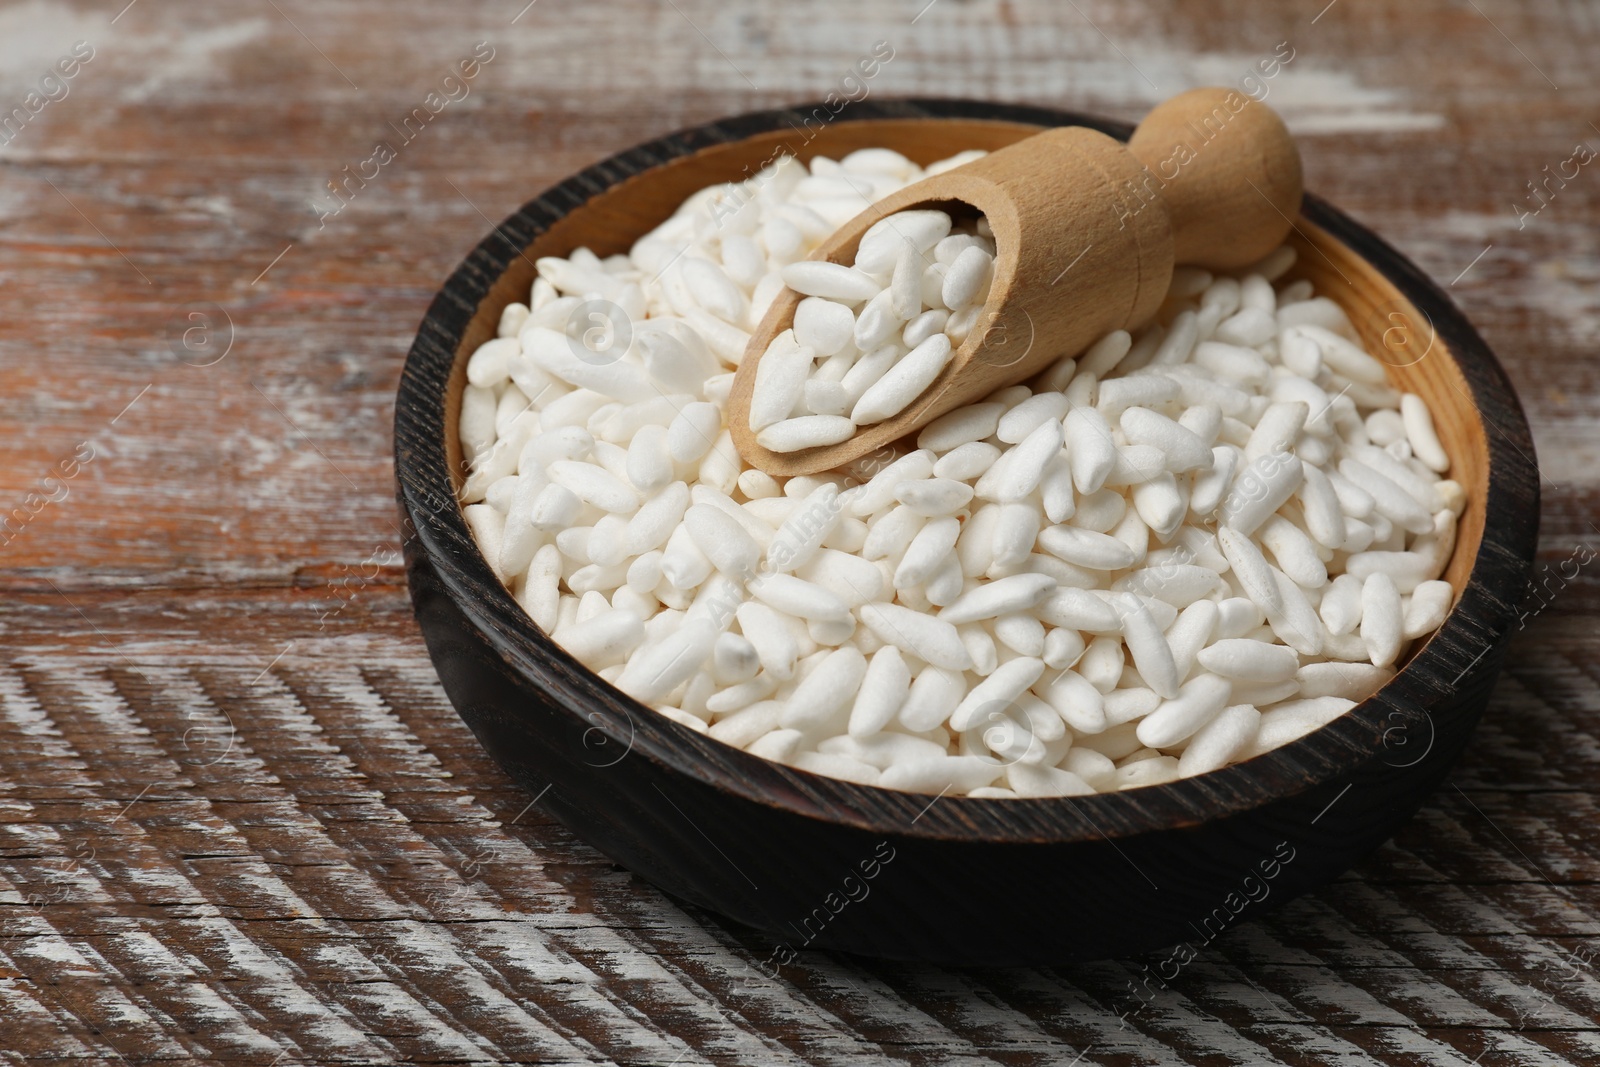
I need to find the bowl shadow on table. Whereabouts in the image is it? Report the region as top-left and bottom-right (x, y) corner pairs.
(394, 98), (1538, 966)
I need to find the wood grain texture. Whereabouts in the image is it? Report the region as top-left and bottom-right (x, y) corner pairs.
(0, 0), (1594, 1062)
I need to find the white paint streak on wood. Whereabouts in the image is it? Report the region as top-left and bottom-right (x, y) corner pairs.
(0, 667), (396, 1060)
(301, 667), (747, 1064)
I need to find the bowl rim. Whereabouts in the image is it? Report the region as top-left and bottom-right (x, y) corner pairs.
(395, 97), (1539, 845)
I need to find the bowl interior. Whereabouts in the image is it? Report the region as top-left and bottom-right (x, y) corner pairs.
(443, 120), (1064, 477)
(440, 116), (1485, 621)
(1277, 229), (1483, 593)
(415, 106), (1513, 843)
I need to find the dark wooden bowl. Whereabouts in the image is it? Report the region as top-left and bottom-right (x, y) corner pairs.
(394, 99), (1538, 965)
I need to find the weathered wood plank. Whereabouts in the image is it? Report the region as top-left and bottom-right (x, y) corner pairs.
(2, 0), (1596, 1061)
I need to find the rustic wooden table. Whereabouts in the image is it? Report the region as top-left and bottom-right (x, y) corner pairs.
(1, 1), (1594, 1063)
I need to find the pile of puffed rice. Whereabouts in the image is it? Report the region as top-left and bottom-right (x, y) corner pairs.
(456, 147), (1461, 798)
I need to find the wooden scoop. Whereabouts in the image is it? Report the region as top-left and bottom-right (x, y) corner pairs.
(725, 87), (1303, 477)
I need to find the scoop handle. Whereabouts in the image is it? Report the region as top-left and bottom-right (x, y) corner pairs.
(1127, 87), (1303, 269)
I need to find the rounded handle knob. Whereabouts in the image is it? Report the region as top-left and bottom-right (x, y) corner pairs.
(1127, 87), (1303, 269)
